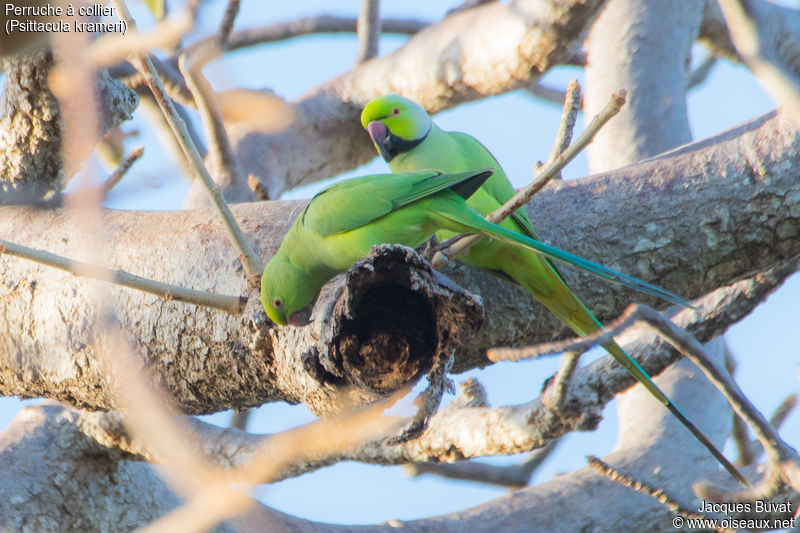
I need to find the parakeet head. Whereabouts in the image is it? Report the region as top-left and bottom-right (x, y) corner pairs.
(361, 95), (432, 162)
(260, 256), (317, 327)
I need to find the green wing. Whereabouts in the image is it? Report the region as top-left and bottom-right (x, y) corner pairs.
(450, 131), (538, 239)
(301, 169), (492, 236)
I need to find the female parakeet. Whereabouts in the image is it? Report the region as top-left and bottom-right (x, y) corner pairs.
(360, 95), (748, 486)
(261, 169), (688, 328)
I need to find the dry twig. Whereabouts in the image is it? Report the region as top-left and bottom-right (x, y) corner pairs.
(114, 0), (263, 285)
(433, 89), (626, 267)
(356, 0), (382, 64)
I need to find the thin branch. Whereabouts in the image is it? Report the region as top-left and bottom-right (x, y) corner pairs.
(406, 440), (560, 489)
(447, 0), (497, 15)
(87, 0), (200, 69)
(98, 146), (144, 199)
(217, 0), (241, 48)
(226, 15), (426, 52)
(178, 40), (246, 202)
(688, 54), (719, 90)
(732, 413), (756, 466)
(114, 1), (264, 285)
(0, 239), (245, 314)
(539, 78), (582, 180)
(588, 457), (740, 533)
(356, 0), (381, 64)
(117, 56), (194, 107)
(543, 351), (583, 412)
(432, 89), (626, 267)
(229, 410), (251, 432)
(526, 82), (568, 105)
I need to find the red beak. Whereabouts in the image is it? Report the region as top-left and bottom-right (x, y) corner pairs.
(367, 121), (388, 145)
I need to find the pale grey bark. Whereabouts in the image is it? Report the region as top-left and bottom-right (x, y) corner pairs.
(585, 0), (703, 171)
(1, 111), (798, 415)
(185, 0), (607, 204)
(0, 52), (138, 204)
(6, 349), (782, 533)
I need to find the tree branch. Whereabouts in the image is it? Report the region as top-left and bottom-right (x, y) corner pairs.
(1, 111), (798, 413)
(190, 0), (607, 202)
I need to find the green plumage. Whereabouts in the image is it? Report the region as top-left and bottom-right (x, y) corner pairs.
(360, 94), (748, 486)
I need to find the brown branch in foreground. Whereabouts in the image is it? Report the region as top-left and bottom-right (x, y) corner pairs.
(587, 456), (739, 533)
(433, 89), (626, 267)
(0, 239), (245, 314)
(225, 15), (427, 52)
(113, 1), (263, 285)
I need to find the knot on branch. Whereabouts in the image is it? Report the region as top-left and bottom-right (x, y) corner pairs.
(321, 244), (483, 394)
(266, 245), (484, 417)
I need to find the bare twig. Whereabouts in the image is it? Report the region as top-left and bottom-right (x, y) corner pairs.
(732, 412), (756, 466)
(688, 54), (719, 89)
(356, 0), (381, 64)
(447, 0), (497, 14)
(588, 457), (740, 533)
(114, 1), (263, 285)
(432, 89), (626, 267)
(736, 394), (798, 466)
(718, 0), (800, 129)
(406, 440), (560, 489)
(178, 40), (246, 201)
(229, 410), (251, 432)
(540, 79), (582, 180)
(0, 239), (245, 314)
(226, 15), (427, 51)
(217, 0), (241, 48)
(98, 146), (144, 199)
(88, 0), (200, 69)
(118, 56), (194, 107)
(247, 174), (270, 201)
(543, 351), (584, 412)
(526, 82), (569, 106)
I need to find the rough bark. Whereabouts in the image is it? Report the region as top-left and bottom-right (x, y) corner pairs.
(73, 258), (794, 481)
(185, 0), (607, 204)
(1, 110), (798, 414)
(7, 351), (792, 533)
(0, 403), (238, 533)
(0, 52), (138, 204)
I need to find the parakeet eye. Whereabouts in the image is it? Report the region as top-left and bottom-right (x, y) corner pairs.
(391, 107), (401, 115)
(273, 298), (283, 310)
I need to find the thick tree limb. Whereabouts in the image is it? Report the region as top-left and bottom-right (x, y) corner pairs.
(585, 0), (701, 171)
(187, 0), (607, 203)
(8, 351), (789, 533)
(1, 111), (799, 413)
(0, 52), (138, 204)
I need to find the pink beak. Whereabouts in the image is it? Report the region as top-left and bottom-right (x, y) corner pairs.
(288, 311), (310, 327)
(367, 121), (388, 145)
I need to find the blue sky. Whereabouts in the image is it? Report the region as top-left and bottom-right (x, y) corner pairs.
(1, 0), (798, 525)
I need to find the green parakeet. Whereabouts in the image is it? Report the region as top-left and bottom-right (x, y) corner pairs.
(360, 95), (748, 486)
(261, 169), (689, 328)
